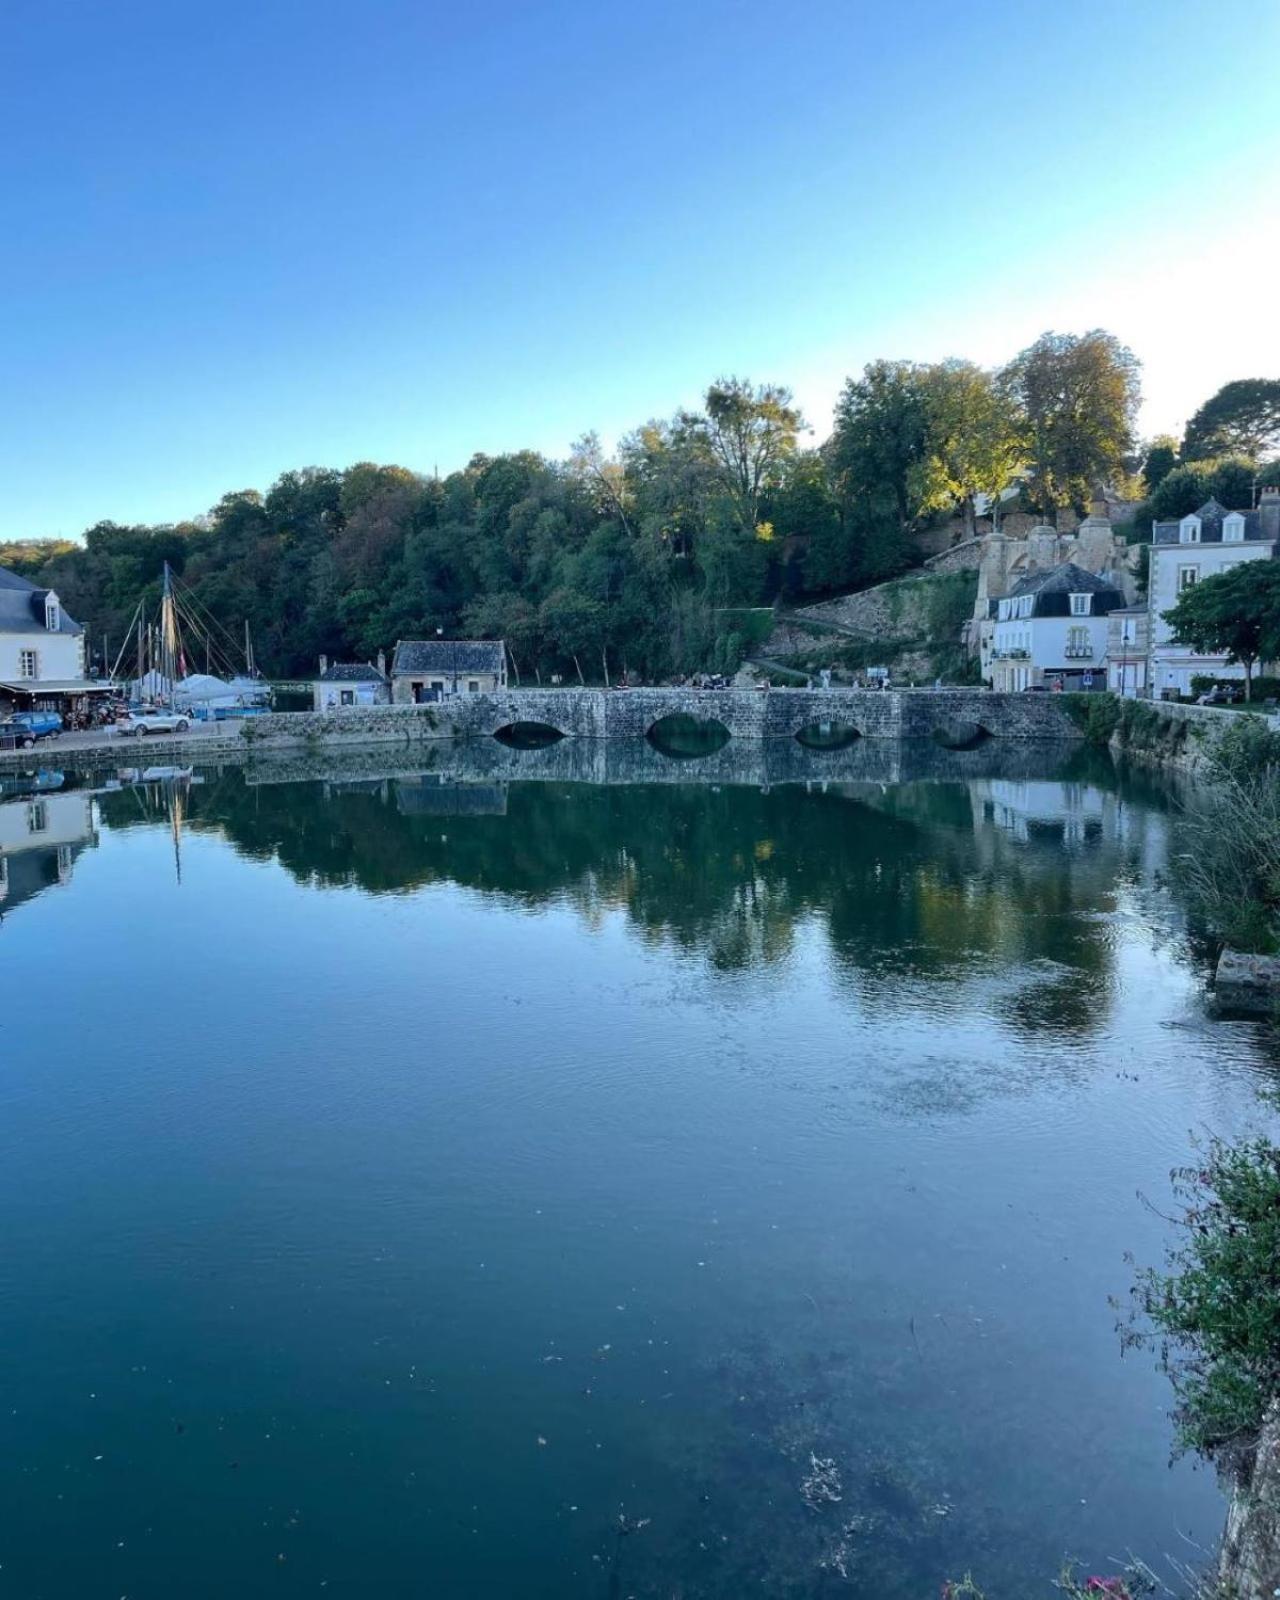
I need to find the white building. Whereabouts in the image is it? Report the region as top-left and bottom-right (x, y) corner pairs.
(1148, 490), (1280, 697)
(0, 566), (103, 713)
(987, 562), (1125, 693)
(0, 787), (97, 912)
(1105, 606), (1150, 698)
(310, 657), (390, 711)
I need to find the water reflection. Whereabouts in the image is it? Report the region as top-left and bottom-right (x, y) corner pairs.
(65, 742), (1197, 1044)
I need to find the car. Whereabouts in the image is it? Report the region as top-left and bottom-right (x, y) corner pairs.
(117, 709), (192, 737)
(2, 711), (64, 747)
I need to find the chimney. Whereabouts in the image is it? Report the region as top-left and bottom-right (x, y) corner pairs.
(319, 654), (328, 676)
(1260, 486), (1280, 544)
(376, 649), (386, 678)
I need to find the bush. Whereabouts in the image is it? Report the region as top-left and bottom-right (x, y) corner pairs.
(1122, 1131), (1280, 1462)
(1062, 691), (1122, 746)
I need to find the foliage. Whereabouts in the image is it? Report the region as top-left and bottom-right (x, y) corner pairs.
(1122, 1130), (1280, 1459)
(1183, 378), (1280, 463)
(1163, 563), (1280, 698)
(1141, 436), (1178, 492)
(1062, 692), (1122, 747)
(998, 330), (1141, 514)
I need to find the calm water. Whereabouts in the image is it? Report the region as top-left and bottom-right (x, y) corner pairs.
(0, 742), (1275, 1599)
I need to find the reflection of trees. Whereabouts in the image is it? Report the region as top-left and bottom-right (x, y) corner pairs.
(95, 765), (1186, 1035)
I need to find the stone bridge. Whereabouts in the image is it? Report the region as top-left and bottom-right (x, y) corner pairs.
(446, 686), (1082, 743)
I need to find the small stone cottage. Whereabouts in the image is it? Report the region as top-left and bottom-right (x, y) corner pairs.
(390, 640), (506, 703)
(310, 657), (391, 711)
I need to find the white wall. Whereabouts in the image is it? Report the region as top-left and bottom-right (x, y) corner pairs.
(0, 627), (84, 683)
(0, 792), (94, 853)
(311, 681), (389, 711)
(1149, 540), (1276, 693)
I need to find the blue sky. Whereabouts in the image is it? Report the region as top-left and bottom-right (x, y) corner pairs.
(2, 0), (1278, 539)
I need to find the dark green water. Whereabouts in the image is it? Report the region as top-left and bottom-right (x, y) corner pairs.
(0, 744), (1274, 1598)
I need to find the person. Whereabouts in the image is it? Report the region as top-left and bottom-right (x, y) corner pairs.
(819, 667), (831, 690)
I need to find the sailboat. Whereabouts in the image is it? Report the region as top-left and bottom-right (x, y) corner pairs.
(113, 565), (272, 719)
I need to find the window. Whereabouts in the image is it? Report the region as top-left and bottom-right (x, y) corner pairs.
(18, 650), (37, 679)
(1069, 593), (1091, 616)
(468, 680), (480, 693)
(1066, 626), (1091, 659)
(1180, 517), (1201, 544)
(1177, 565), (1199, 592)
(339, 689), (354, 706)
(44, 596), (59, 631)
(26, 801), (48, 835)
(1224, 514), (1245, 542)
(998, 599), (1010, 621)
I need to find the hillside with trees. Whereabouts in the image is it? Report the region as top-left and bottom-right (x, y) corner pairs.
(15, 332), (1271, 685)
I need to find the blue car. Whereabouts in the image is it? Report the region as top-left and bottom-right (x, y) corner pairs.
(3, 712), (63, 747)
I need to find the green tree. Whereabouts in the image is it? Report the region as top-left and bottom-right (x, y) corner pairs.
(1163, 561), (1280, 699)
(1182, 378), (1280, 463)
(999, 329), (1141, 513)
(829, 360), (937, 539)
(686, 377), (805, 543)
(922, 360), (1025, 535)
(1141, 436), (1178, 492)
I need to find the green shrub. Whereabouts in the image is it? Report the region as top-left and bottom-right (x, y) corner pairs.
(1211, 714), (1280, 784)
(1062, 692), (1122, 746)
(1122, 1131), (1280, 1461)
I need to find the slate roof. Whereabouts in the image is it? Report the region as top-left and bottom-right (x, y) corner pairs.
(316, 661), (386, 683)
(990, 562), (1126, 620)
(0, 565), (84, 636)
(391, 639), (505, 676)
(1153, 498), (1263, 545)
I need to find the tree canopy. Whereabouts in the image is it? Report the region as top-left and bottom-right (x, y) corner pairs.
(1163, 562), (1280, 698)
(1182, 379), (1280, 464)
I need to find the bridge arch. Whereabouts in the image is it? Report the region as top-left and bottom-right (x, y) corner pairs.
(646, 711), (732, 759)
(493, 720), (567, 749)
(794, 721), (861, 751)
(930, 720), (991, 751)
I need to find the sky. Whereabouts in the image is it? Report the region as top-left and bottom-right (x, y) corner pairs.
(2, 0), (1279, 540)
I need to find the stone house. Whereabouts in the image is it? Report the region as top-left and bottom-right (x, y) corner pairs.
(1105, 606), (1150, 698)
(0, 565), (111, 718)
(970, 505), (1134, 680)
(987, 563), (1126, 692)
(310, 656), (390, 711)
(1148, 489), (1280, 698)
(390, 639), (507, 703)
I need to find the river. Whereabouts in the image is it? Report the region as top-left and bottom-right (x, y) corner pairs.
(0, 742), (1273, 1597)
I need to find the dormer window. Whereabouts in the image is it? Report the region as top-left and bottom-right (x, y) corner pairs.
(1180, 516), (1201, 544)
(1069, 593), (1091, 616)
(998, 599), (1010, 621)
(1224, 513), (1245, 543)
(44, 592), (60, 631)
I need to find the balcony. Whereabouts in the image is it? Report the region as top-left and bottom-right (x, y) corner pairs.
(992, 648), (1029, 661)
(1064, 646), (1094, 660)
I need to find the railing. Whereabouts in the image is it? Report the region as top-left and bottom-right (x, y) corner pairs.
(1064, 646), (1094, 660)
(992, 648), (1029, 660)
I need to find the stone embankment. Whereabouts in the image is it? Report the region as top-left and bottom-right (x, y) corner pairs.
(1219, 1403), (1280, 1599)
(1104, 699), (1280, 775)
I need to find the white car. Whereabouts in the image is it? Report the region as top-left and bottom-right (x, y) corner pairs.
(117, 709), (192, 737)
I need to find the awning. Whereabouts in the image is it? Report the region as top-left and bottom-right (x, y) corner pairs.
(0, 679), (118, 695)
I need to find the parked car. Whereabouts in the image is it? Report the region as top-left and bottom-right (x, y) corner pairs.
(117, 709), (192, 737)
(2, 711), (64, 747)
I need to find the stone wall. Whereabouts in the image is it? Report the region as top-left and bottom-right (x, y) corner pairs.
(1109, 700), (1280, 775)
(1219, 1402), (1280, 1600)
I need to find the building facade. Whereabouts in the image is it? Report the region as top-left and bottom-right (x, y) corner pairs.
(1105, 606), (1150, 698)
(0, 566), (98, 713)
(390, 640), (506, 703)
(310, 658), (391, 711)
(1148, 490), (1280, 697)
(988, 563), (1125, 693)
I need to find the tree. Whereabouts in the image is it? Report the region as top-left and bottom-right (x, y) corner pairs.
(685, 377), (805, 544)
(1141, 436), (1179, 493)
(828, 360), (938, 548)
(1183, 379), (1280, 463)
(922, 360), (1025, 535)
(1163, 561), (1280, 699)
(999, 329), (1141, 513)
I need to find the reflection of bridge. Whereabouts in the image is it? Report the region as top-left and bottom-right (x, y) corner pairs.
(241, 735), (1090, 791)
